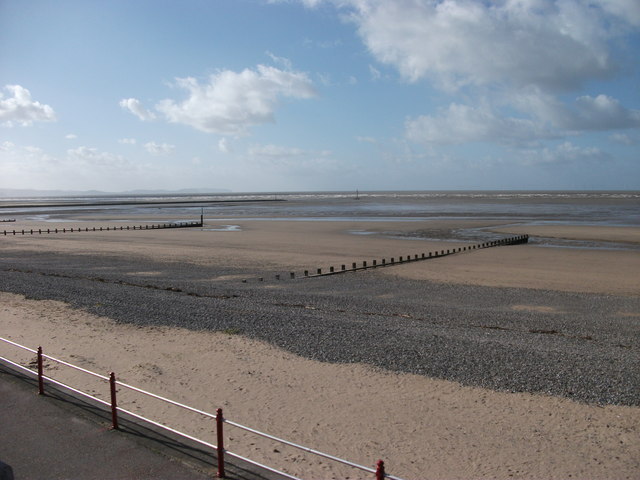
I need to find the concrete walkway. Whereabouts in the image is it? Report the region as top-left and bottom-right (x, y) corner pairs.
(0, 364), (288, 480)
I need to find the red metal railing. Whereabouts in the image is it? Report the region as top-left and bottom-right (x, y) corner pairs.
(0, 337), (402, 480)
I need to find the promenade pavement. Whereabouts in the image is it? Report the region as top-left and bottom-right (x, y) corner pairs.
(0, 364), (286, 480)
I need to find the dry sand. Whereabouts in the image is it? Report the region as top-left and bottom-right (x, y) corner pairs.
(1, 217), (639, 478)
(1, 293), (638, 480)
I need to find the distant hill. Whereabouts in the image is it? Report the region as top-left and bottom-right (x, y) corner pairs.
(0, 188), (232, 198)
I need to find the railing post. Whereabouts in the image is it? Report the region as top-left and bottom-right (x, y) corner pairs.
(376, 459), (385, 480)
(37, 346), (44, 395)
(216, 408), (226, 478)
(109, 372), (119, 430)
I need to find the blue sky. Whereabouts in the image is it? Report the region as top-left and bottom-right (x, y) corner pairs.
(1, 0), (639, 192)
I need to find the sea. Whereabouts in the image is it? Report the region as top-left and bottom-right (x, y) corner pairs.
(1, 190), (639, 250)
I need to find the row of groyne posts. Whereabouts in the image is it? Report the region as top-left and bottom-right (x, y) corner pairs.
(252, 235), (529, 282)
(1, 217), (203, 235)
(0, 337), (402, 480)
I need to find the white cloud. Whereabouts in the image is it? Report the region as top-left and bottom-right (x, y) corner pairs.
(266, 51), (293, 70)
(303, 36), (343, 49)
(119, 98), (156, 121)
(519, 141), (609, 165)
(301, 0), (324, 7)
(0, 142), (57, 184)
(317, 72), (333, 86)
(272, 0), (325, 7)
(246, 143), (334, 172)
(1, 142), (54, 163)
(295, 0), (640, 152)
(154, 65), (316, 136)
(598, 0), (640, 27)
(368, 64), (381, 81)
(609, 133), (636, 145)
(144, 141), (175, 156)
(218, 138), (231, 153)
(345, 0), (631, 92)
(0, 141), (15, 151)
(405, 103), (552, 145)
(0, 85), (56, 127)
(0, 142), (152, 190)
(65, 134), (77, 140)
(561, 95), (640, 131)
(118, 138), (137, 145)
(510, 90), (640, 132)
(67, 146), (128, 167)
(248, 144), (306, 158)
(406, 90), (640, 146)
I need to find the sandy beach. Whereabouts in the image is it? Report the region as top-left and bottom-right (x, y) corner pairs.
(4, 217), (640, 294)
(1, 213), (639, 479)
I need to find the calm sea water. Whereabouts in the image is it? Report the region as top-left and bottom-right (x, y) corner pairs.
(2, 191), (639, 249)
(3, 190), (637, 222)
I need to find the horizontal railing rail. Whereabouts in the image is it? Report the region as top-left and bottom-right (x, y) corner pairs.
(0, 336), (402, 480)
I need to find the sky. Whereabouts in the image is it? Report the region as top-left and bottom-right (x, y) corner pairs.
(1, 0), (639, 193)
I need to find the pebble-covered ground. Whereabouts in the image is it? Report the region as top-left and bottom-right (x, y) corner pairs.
(1, 249), (638, 406)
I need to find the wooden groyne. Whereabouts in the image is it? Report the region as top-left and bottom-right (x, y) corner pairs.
(2, 220), (202, 236)
(246, 234), (529, 283)
(304, 234), (529, 278)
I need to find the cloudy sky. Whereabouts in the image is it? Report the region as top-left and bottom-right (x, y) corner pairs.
(1, 0), (639, 192)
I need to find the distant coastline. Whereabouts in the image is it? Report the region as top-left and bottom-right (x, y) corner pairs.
(1, 187), (639, 200)
(0, 187), (233, 198)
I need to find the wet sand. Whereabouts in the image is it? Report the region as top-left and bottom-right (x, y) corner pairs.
(3, 217), (640, 294)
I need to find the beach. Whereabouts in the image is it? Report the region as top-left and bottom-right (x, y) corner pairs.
(1, 192), (639, 479)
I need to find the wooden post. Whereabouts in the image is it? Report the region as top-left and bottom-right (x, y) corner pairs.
(109, 372), (119, 430)
(37, 346), (44, 395)
(376, 459), (385, 480)
(216, 408), (225, 478)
